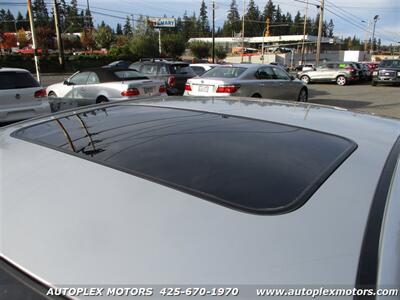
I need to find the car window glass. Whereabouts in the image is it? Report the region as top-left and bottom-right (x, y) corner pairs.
(257, 67), (275, 80)
(69, 72), (90, 85)
(0, 72), (40, 90)
(201, 67), (246, 78)
(272, 67), (290, 80)
(114, 70), (147, 79)
(191, 66), (205, 76)
(87, 72), (100, 84)
(170, 64), (190, 74)
(140, 64), (157, 75)
(158, 65), (169, 75)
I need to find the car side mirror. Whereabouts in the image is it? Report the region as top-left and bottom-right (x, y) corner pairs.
(64, 80), (74, 86)
(290, 75), (295, 80)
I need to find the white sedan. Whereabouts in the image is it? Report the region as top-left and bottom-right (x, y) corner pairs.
(46, 68), (166, 103)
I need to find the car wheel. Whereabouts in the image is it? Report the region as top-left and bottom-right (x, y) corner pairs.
(372, 81), (378, 86)
(300, 75), (310, 84)
(251, 93), (262, 98)
(96, 96), (109, 103)
(297, 88), (308, 102)
(336, 76), (347, 86)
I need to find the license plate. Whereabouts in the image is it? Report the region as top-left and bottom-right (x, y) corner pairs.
(198, 85), (209, 92)
(144, 87), (154, 94)
(384, 73), (390, 76)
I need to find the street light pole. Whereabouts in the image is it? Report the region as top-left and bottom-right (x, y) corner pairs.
(241, 0), (245, 63)
(53, 0), (65, 69)
(315, 0), (324, 66)
(370, 15), (379, 54)
(27, 0), (41, 84)
(212, 0), (215, 63)
(300, 0), (309, 66)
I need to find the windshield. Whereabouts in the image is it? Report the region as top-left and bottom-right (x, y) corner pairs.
(379, 60), (400, 68)
(201, 67), (246, 78)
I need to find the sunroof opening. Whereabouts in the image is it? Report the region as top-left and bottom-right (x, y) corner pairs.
(13, 105), (357, 214)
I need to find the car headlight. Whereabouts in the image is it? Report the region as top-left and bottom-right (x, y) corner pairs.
(372, 71), (378, 76)
(397, 71), (400, 77)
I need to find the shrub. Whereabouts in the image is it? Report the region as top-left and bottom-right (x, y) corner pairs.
(189, 41), (211, 59)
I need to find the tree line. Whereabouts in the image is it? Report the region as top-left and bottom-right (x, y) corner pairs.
(2, 0), (389, 55)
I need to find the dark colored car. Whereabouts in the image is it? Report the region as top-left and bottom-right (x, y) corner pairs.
(130, 59), (197, 95)
(372, 59), (400, 86)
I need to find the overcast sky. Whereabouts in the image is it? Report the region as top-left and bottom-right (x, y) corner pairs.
(4, 0), (400, 45)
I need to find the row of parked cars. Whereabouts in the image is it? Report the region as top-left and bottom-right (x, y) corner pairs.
(296, 60), (400, 86)
(1, 55), (400, 298)
(1, 58), (399, 123)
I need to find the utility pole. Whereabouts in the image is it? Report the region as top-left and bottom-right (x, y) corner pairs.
(241, 0), (245, 63)
(158, 29), (162, 56)
(370, 15), (379, 54)
(300, 0), (308, 65)
(212, 0), (215, 63)
(27, 0), (41, 84)
(53, 0), (65, 69)
(315, 0), (324, 65)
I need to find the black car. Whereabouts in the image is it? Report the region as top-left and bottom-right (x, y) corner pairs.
(372, 59), (400, 86)
(130, 59), (196, 95)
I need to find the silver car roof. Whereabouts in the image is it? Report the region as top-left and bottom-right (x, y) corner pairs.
(1, 97), (399, 288)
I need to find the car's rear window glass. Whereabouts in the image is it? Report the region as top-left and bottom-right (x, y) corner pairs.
(202, 67), (246, 78)
(169, 64), (191, 74)
(113, 70), (148, 80)
(0, 72), (40, 90)
(13, 105), (356, 214)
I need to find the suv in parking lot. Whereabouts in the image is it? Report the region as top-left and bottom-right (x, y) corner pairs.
(372, 59), (400, 86)
(298, 62), (359, 86)
(130, 59), (197, 95)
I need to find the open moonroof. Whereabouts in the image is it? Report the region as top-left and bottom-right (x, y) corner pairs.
(13, 105), (357, 214)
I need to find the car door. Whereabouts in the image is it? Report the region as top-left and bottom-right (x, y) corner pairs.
(271, 66), (297, 100)
(312, 64), (330, 81)
(80, 72), (101, 99)
(68, 72), (90, 98)
(253, 66), (281, 99)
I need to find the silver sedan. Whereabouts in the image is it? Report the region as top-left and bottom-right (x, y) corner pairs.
(184, 63), (308, 102)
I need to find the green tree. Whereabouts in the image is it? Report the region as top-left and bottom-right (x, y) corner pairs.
(95, 24), (114, 49)
(189, 40), (211, 59)
(16, 11), (27, 30)
(116, 23), (123, 35)
(222, 0), (240, 37)
(33, 0), (49, 26)
(129, 31), (159, 58)
(215, 46), (227, 60)
(327, 19), (334, 38)
(161, 33), (187, 58)
(262, 0), (275, 24)
(198, 0), (210, 37)
(244, 0), (261, 37)
(66, 0), (81, 33)
(123, 16), (133, 36)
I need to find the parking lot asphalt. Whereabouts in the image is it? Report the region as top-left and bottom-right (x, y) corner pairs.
(40, 74), (400, 119)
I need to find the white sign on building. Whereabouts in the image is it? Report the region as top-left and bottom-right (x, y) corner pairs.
(148, 18), (176, 28)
